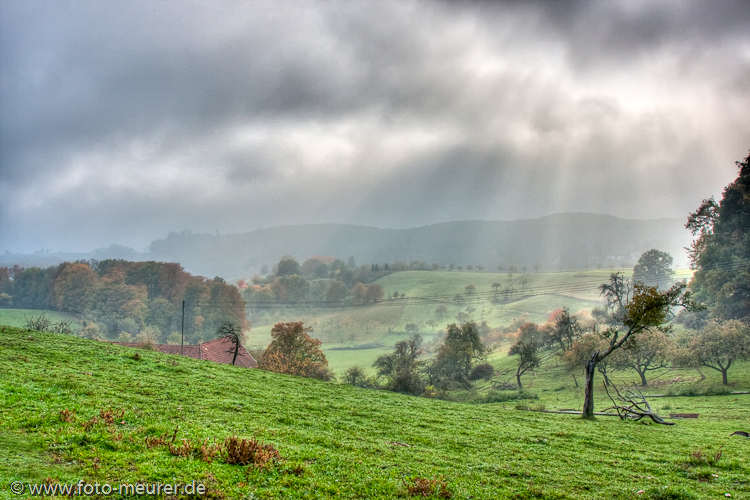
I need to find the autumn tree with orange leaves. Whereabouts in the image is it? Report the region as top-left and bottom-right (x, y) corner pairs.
(258, 322), (333, 381)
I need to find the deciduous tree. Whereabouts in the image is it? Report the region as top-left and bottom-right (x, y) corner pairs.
(682, 320), (750, 385)
(428, 322), (488, 389)
(373, 335), (424, 395)
(687, 150), (750, 320)
(632, 249), (674, 288)
(508, 340), (539, 390)
(581, 273), (698, 418)
(258, 322), (332, 381)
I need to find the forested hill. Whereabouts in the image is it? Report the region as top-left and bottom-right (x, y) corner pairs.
(2, 214), (691, 280)
(146, 213), (690, 279)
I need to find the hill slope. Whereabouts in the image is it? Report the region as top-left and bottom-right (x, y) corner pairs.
(2, 213), (691, 280)
(1, 326), (747, 499)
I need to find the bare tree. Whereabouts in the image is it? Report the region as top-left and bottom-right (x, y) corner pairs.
(217, 321), (244, 365)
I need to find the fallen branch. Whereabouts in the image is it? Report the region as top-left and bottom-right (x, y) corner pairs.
(603, 382), (674, 425)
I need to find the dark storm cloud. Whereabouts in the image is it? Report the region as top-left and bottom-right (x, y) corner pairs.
(1, 0), (749, 253)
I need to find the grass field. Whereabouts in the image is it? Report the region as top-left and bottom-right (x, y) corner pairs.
(1, 325), (748, 499)
(0, 309), (82, 330)
(246, 269), (694, 375)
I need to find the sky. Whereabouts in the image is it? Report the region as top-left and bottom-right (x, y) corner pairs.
(1, 0), (749, 254)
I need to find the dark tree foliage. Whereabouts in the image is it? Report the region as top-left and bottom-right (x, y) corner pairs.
(468, 363), (494, 382)
(508, 340), (539, 390)
(325, 280), (348, 303)
(687, 150), (750, 320)
(373, 334), (424, 395)
(1, 260), (245, 343)
(428, 322), (488, 389)
(632, 249), (674, 289)
(342, 366), (371, 388)
(276, 258), (301, 278)
(548, 307), (583, 353)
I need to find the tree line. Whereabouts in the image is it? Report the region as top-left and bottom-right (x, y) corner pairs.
(0, 259), (246, 344)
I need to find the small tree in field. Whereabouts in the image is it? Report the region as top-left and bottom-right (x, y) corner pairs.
(614, 329), (673, 387)
(428, 322), (488, 389)
(217, 321), (245, 366)
(405, 323), (420, 334)
(258, 322), (332, 381)
(683, 320), (750, 385)
(581, 273), (699, 418)
(508, 340), (539, 390)
(342, 366), (371, 388)
(548, 307), (583, 353)
(374, 334), (424, 395)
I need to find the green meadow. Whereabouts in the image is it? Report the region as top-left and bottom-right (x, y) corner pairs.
(0, 309), (83, 330)
(1, 326), (748, 499)
(246, 269), (694, 375)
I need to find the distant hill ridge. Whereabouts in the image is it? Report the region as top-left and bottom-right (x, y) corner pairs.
(2, 213), (691, 280)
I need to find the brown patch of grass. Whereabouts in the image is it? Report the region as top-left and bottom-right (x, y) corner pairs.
(199, 439), (224, 463)
(403, 476), (452, 498)
(99, 408), (124, 425)
(58, 408), (76, 423)
(169, 439), (195, 458)
(224, 435), (281, 468)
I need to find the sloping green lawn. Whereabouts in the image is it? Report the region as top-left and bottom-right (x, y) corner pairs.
(1, 326), (748, 499)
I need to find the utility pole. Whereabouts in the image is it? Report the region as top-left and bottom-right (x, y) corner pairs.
(181, 300), (185, 356)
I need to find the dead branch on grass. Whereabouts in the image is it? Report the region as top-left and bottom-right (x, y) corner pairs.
(603, 382), (674, 425)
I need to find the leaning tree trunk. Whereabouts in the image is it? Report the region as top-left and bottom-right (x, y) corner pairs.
(516, 371), (523, 391)
(636, 368), (648, 387)
(583, 351), (599, 419)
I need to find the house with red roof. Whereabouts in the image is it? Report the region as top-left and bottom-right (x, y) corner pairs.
(114, 336), (257, 368)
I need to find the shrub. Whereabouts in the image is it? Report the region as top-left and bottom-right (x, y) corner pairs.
(24, 313), (52, 332)
(468, 363), (494, 382)
(342, 366), (371, 388)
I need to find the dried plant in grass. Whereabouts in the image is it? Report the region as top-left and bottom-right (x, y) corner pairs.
(403, 476), (453, 498)
(688, 447), (723, 466)
(144, 434), (169, 449)
(144, 427), (178, 450)
(82, 417), (99, 432)
(199, 439), (224, 463)
(99, 408), (124, 425)
(169, 439), (196, 458)
(224, 435), (281, 468)
(58, 408), (76, 423)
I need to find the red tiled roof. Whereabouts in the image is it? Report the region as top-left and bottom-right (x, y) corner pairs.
(199, 337), (257, 369)
(112, 338), (256, 368)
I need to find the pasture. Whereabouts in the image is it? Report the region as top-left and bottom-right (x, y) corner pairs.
(1, 326), (748, 499)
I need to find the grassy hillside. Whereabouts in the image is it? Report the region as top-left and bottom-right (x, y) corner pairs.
(0, 309), (82, 330)
(1, 326), (748, 499)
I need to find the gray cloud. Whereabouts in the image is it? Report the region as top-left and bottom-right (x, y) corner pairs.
(1, 0), (749, 253)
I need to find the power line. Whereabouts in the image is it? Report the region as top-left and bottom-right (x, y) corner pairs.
(183, 258), (749, 311)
